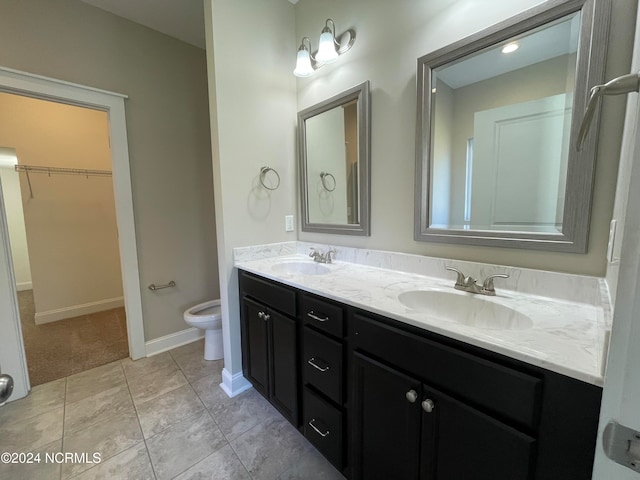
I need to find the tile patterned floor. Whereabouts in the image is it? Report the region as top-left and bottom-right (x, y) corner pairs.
(0, 339), (345, 480)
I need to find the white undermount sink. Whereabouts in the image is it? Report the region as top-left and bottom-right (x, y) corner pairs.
(271, 261), (331, 276)
(398, 289), (533, 330)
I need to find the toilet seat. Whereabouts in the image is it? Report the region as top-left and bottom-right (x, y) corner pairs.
(184, 299), (222, 328)
(183, 299), (224, 361)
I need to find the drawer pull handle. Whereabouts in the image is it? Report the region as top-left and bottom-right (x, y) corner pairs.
(308, 418), (330, 438)
(307, 357), (330, 372)
(422, 399), (435, 413)
(307, 311), (329, 322)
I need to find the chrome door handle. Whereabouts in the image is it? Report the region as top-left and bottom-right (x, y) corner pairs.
(307, 311), (329, 322)
(308, 418), (330, 437)
(0, 374), (14, 406)
(307, 357), (330, 372)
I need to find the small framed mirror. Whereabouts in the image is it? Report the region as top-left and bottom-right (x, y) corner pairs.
(415, 0), (610, 252)
(298, 81), (371, 235)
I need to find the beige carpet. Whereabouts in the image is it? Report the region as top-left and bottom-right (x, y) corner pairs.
(17, 290), (130, 386)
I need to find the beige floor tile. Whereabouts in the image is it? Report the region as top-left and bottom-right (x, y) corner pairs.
(0, 378), (65, 424)
(127, 364), (188, 406)
(206, 387), (280, 441)
(0, 439), (62, 480)
(121, 351), (177, 383)
(61, 410), (143, 479)
(64, 383), (135, 435)
(136, 384), (205, 438)
(173, 443), (251, 480)
(0, 407), (64, 452)
(146, 411), (227, 480)
(66, 361), (126, 404)
(71, 443), (155, 480)
(230, 416), (312, 480)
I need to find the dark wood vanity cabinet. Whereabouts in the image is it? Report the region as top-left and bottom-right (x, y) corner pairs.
(239, 272), (298, 425)
(238, 270), (603, 480)
(300, 293), (346, 471)
(349, 311), (602, 480)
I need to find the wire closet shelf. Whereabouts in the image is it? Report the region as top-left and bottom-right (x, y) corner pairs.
(14, 164), (113, 198)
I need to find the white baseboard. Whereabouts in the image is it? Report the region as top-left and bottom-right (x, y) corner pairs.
(145, 327), (204, 357)
(34, 297), (124, 325)
(220, 368), (252, 398)
(16, 281), (32, 292)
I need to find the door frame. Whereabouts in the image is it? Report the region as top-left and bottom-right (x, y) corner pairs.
(0, 66), (146, 396)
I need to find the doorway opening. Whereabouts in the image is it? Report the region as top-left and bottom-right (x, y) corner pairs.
(0, 66), (146, 401)
(0, 93), (128, 385)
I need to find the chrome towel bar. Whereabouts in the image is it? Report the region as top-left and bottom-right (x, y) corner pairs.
(148, 281), (176, 291)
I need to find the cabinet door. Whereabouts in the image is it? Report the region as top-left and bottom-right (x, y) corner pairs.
(243, 297), (270, 398)
(352, 352), (422, 480)
(270, 309), (298, 423)
(421, 384), (536, 480)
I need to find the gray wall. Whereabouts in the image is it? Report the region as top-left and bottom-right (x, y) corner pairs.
(0, 0), (219, 341)
(296, 0), (636, 276)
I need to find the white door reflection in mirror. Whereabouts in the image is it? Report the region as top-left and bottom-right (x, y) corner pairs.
(416, 0), (610, 251)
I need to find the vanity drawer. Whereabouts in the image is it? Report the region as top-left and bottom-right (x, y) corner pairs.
(352, 313), (542, 430)
(303, 326), (343, 404)
(239, 271), (296, 317)
(301, 294), (344, 338)
(303, 387), (343, 470)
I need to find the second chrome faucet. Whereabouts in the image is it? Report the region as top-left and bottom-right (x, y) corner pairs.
(445, 266), (509, 296)
(309, 247), (336, 264)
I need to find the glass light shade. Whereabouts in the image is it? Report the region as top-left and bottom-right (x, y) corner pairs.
(293, 49), (314, 77)
(316, 31), (339, 64)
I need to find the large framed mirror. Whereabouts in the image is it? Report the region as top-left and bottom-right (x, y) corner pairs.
(298, 81), (371, 235)
(415, 0), (610, 252)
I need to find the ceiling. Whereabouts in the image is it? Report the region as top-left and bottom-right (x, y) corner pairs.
(81, 0), (299, 49)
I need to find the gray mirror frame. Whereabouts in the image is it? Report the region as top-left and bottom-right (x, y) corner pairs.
(299, 80), (371, 236)
(415, 0), (611, 252)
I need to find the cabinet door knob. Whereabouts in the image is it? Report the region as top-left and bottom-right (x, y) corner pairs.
(422, 399), (435, 413)
(406, 389), (418, 403)
(263, 313), (270, 321)
(257, 311), (265, 319)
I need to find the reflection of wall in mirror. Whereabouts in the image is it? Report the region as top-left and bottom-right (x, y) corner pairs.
(344, 102), (359, 224)
(431, 80), (454, 226)
(431, 53), (577, 228)
(306, 106), (349, 224)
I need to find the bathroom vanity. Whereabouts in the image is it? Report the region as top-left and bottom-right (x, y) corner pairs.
(236, 246), (607, 480)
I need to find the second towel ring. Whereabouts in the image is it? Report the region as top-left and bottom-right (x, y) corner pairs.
(260, 166), (280, 190)
(320, 171), (336, 192)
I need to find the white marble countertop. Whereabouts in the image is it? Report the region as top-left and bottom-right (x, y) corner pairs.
(235, 250), (607, 386)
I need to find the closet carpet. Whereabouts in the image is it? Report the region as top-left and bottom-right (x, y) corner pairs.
(17, 290), (129, 387)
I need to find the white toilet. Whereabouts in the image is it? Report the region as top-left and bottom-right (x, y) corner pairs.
(183, 299), (223, 360)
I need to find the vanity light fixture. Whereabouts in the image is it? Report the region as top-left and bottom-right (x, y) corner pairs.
(502, 42), (519, 54)
(293, 18), (356, 77)
(293, 37), (315, 77)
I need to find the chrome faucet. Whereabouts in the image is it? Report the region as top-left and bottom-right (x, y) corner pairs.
(445, 266), (509, 296)
(309, 248), (336, 264)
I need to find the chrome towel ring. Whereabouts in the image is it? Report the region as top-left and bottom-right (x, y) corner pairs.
(260, 166), (281, 190)
(320, 171), (336, 192)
